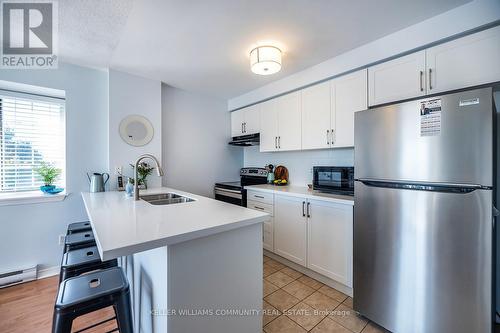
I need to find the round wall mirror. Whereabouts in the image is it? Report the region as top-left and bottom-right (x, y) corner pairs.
(119, 115), (154, 146)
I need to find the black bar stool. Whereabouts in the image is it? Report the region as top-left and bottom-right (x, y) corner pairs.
(52, 267), (133, 333)
(59, 245), (118, 283)
(64, 231), (96, 253)
(67, 221), (92, 235)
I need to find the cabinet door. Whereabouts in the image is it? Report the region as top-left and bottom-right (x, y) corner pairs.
(276, 91), (302, 151)
(244, 104), (260, 135)
(230, 109), (245, 137)
(301, 81), (331, 150)
(426, 26), (500, 95)
(332, 69), (367, 148)
(259, 100), (279, 152)
(263, 219), (274, 252)
(368, 50), (426, 106)
(274, 195), (307, 265)
(307, 199), (353, 287)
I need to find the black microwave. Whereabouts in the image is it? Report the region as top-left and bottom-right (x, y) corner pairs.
(312, 166), (354, 196)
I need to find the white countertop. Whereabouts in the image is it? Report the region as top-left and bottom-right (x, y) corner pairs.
(81, 187), (269, 260)
(245, 184), (354, 206)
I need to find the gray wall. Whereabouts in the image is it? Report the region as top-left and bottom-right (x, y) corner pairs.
(109, 70), (162, 190)
(161, 85), (242, 197)
(0, 63), (109, 273)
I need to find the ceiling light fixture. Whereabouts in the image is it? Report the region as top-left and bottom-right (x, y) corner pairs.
(250, 45), (282, 75)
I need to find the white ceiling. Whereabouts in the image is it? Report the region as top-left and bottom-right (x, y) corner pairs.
(59, 0), (471, 99)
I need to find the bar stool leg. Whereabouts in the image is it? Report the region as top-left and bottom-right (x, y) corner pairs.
(114, 289), (134, 333)
(52, 311), (73, 333)
(59, 267), (68, 284)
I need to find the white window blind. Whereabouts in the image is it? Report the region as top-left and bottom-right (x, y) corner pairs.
(0, 91), (65, 192)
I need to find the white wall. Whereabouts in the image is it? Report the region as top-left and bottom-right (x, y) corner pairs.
(109, 70), (162, 189)
(244, 146), (353, 187)
(162, 85), (243, 197)
(229, 0), (500, 110)
(0, 62), (109, 273)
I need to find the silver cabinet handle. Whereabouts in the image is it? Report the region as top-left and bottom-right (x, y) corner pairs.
(419, 71), (424, 92)
(244, 122), (246, 133)
(428, 68), (433, 90)
(331, 129), (335, 145)
(254, 195), (264, 199)
(302, 201), (306, 217)
(327, 129), (330, 145)
(278, 136), (281, 149)
(241, 123), (244, 134)
(253, 206), (265, 210)
(275, 137), (277, 149)
(307, 202), (311, 218)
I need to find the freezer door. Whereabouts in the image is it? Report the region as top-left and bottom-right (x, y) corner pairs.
(354, 181), (492, 333)
(354, 88), (493, 186)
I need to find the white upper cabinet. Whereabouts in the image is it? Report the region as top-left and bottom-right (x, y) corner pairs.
(332, 69), (367, 148)
(426, 25), (500, 95)
(243, 104), (260, 135)
(301, 69), (367, 150)
(260, 91), (302, 152)
(301, 81), (331, 150)
(230, 104), (260, 137)
(307, 199), (353, 287)
(246, 27), (500, 150)
(259, 99), (278, 152)
(276, 91), (302, 151)
(230, 109), (245, 137)
(368, 51), (426, 106)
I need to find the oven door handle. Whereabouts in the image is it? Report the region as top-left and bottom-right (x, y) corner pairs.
(214, 187), (241, 194)
(214, 187), (243, 199)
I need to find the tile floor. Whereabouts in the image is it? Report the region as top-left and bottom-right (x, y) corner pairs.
(262, 255), (390, 333)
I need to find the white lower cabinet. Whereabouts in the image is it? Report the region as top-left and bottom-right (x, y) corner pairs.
(274, 195), (307, 266)
(247, 198), (274, 252)
(307, 199), (353, 287)
(272, 193), (353, 287)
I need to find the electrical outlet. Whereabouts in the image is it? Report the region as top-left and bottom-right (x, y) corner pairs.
(115, 166), (122, 175)
(59, 234), (66, 245)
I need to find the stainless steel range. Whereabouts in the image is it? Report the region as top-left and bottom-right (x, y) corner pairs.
(214, 168), (268, 207)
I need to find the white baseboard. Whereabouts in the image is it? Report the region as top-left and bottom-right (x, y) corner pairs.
(37, 266), (60, 279)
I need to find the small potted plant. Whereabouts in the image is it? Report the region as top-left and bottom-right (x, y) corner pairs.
(36, 162), (61, 193)
(129, 162), (154, 189)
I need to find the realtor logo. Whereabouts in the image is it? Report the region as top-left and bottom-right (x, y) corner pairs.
(1, 0), (58, 68)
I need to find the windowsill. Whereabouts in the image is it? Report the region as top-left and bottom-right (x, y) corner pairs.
(0, 190), (68, 206)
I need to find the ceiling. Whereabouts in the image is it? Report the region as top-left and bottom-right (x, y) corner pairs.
(59, 0), (471, 99)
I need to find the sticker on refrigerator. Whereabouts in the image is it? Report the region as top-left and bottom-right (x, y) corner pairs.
(420, 99), (441, 137)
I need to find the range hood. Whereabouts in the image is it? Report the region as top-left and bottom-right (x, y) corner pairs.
(228, 133), (260, 146)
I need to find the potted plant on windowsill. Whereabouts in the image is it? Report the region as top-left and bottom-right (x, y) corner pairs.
(36, 162), (62, 193)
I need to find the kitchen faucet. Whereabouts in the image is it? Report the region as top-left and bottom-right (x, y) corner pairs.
(134, 154), (164, 200)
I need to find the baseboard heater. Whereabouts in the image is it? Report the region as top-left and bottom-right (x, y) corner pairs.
(0, 265), (37, 288)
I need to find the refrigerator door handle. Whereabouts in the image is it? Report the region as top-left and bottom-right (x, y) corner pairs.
(356, 178), (489, 193)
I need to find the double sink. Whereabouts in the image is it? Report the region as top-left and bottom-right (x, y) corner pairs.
(140, 193), (195, 206)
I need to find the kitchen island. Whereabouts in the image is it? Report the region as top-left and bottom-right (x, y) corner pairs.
(81, 187), (269, 333)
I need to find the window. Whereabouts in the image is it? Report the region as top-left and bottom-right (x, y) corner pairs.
(0, 90), (65, 193)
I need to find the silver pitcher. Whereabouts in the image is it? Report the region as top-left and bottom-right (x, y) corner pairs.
(87, 172), (110, 192)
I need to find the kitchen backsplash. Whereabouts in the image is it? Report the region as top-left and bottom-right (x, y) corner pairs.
(244, 145), (354, 187)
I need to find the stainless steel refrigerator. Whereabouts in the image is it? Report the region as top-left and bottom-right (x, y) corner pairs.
(353, 87), (495, 333)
